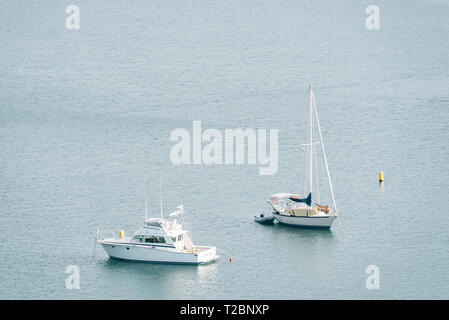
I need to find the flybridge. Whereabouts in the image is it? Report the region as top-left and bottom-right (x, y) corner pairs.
(169, 121), (278, 175)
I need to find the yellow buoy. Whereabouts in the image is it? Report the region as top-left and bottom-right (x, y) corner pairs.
(379, 171), (384, 182)
(119, 230), (124, 238)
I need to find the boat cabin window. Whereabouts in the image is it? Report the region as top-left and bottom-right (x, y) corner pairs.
(178, 234), (183, 241)
(144, 236), (166, 244)
(133, 235), (144, 242)
(171, 237), (177, 243)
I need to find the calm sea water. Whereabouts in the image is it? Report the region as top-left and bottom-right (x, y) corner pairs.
(1, 0), (448, 299)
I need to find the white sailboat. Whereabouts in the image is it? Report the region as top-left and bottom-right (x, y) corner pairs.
(268, 86), (339, 228)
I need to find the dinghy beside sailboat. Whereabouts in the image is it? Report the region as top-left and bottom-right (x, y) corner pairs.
(254, 213), (275, 224)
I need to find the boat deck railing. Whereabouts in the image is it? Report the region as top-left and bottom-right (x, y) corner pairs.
(98, 229), (116, 240)
(194, 246), (214, 253)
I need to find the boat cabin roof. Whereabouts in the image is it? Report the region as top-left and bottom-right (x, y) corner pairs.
(136, 218), (185, 237)
(288, 202), (310, 209)
(134, 227), (166, 237)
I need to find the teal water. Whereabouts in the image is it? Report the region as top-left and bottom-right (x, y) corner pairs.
(0, 0), (448, 299)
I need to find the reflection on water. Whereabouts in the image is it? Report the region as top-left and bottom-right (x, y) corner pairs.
(99, 255), (219, 299)
(260, 221), (334, 242)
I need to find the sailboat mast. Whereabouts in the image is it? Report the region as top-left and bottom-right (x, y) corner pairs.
(308, 85), (313, 197)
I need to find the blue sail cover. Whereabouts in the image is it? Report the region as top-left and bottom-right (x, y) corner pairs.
(289, 193), (312, 206)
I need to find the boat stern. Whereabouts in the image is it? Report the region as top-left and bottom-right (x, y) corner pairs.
(195, 246), (218, 264)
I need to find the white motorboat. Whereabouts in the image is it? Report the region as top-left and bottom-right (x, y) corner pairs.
(268, 86), (339, 229)
(97, 215), (218, 265)
(97, 181), (219, 264)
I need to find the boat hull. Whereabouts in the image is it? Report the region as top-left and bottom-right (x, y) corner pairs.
(98, 240), (217, 265)
(273, 211), (336, 228)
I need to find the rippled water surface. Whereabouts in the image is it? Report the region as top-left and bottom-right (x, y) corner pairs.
(0, 0), (448, 299)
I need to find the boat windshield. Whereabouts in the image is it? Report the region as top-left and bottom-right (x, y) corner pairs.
(132, 235), (166, 244)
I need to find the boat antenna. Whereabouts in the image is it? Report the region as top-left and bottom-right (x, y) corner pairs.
(159, 175), (163, 219)
(144, 189), (148, 222)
